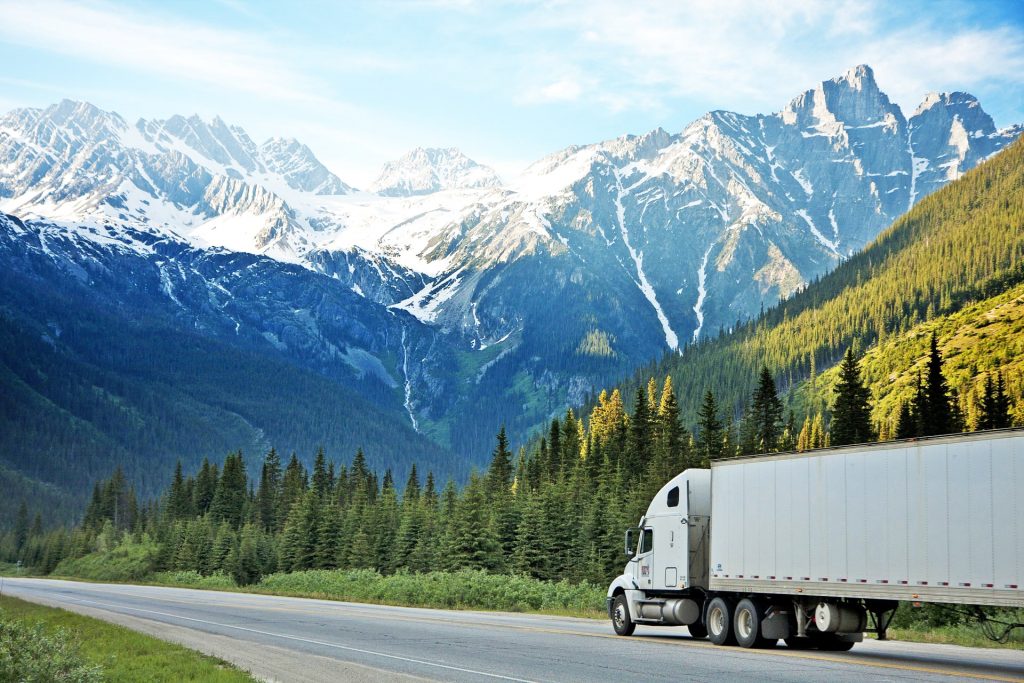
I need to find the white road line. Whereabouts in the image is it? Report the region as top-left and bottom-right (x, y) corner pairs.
(54, 593), (540, 683)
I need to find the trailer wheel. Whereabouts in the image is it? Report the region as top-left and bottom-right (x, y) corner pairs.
(611, 594), (635, 636)
(706, 597), (736, 646)
(734, 599), (773, 648)
(687, 620), (708, 639)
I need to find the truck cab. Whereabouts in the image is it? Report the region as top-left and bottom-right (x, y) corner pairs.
(607, 469), (710, 637)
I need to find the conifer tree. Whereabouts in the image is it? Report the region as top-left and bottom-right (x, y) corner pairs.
(830, 348), (874, 446)
(695, 390), (724, 465)
(210, 452), (247, 529)
(315, 506), (342, 570)
(625, 386), (653, 475)
(233, 525), (262, 586)
(750, 365), (784, 453)
(442, 474), (500, 572)
(311, 447), (331, 499)
(547, 419), (562, 481)
(167, 461), (189, 521)
(194, 459), (218, 516)
(920, 334), (954, 436)
(279, 454), (307, 528)
(895, 400), (916, 439)
(486, 427), (513, 496)
(257, 449), (282, 532)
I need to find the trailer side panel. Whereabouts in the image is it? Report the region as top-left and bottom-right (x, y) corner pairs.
(709, 430), (1024, 607)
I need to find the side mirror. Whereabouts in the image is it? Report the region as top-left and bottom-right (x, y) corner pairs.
(624, 528), (636, 557)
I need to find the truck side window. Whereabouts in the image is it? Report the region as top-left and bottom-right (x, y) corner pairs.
(667, 486), (679, 507)
(641, 529), (653, 554)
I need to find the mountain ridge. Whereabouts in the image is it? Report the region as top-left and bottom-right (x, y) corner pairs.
(0, 65), (1020, 512)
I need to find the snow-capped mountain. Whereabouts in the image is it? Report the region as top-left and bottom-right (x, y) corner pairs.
(370, 147), (501, 196)
(0, 65), (1019, 463)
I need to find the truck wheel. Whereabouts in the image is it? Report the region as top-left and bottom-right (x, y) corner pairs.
(687, 620), (708, 639)
(734, 599), (771, 648)
(611, 594), (635, 636)
(706, 597), (736, 646)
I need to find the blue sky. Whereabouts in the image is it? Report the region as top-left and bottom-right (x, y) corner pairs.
(0, 0), (1021, 186)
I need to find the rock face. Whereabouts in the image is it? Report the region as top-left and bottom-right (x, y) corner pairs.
(0, 66), (1019, 462)
(370, 147), (502, 196)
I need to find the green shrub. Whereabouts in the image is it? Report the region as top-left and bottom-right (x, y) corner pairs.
(52, 537), (159, 582)
(151, 571), (236, 590)
(0, 611), (101, 682)
(256, 569), (606, 614)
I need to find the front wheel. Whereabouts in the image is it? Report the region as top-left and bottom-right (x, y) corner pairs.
(611, 594), (635, 636)
(706, 597), (736, 646)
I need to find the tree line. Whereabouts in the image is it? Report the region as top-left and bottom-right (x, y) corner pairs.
(3, 334), (1016, 586)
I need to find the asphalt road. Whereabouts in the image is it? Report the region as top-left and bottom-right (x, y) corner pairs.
(2, 578), (1021, 682)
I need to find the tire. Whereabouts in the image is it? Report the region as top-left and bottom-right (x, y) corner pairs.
(687, 620), (708, 639)
(733, 598), (770, 649)
(706, 597), (736, 646)
(611, 594), (635, 636)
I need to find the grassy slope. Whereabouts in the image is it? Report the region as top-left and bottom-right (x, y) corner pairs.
(792, 282), (1024, 428)
(0, 595), (255, 682)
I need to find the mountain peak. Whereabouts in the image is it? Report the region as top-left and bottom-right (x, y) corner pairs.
(836, 64), (877, 91)
(370, 147), (501, 196)
(782, 63), (900, 130)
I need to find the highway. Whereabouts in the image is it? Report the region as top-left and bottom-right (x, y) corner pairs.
(2, 578), (1021, 682)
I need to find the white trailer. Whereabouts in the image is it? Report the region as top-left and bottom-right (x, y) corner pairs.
(606, 429), (1024, 649)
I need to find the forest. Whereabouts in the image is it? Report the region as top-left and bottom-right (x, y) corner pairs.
(3, 333), (1013, 591)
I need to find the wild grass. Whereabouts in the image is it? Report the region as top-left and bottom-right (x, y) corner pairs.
(157, 567), (607, 616)
(52, 537), (159, 582)
(0, 595), (256, 682)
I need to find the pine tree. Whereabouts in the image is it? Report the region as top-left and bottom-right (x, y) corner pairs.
(194, 459), (218, 516)
(830, 348), (874, 446)
(994, 373), (1012, 428)
(920, 334), (954, 436)
(695, 390), (724, 465)
(13, 501), (28, 555)
(749, 365), (784, 453)
(233, 525), (262, 586)
(257, 449), (282, 532)
(656, 376), (686, 473)
(167, 461), (189, 521)
(625, 386), (653, 477)
(315, 506), (342, 569)
(442, 474), (500, 572)
(210, 452), (247, 529)
(311, 447), (331, 499)
(895, 400), (916, 439)
(485, 427), (513, 496)
(279, 454), (307, 529)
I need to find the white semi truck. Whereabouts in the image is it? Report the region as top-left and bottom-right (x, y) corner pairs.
(607, 428), (1024, 649)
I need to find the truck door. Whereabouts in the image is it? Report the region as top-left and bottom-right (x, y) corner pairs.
(636, 527), (654, 589)
(651, 514), (684, 589)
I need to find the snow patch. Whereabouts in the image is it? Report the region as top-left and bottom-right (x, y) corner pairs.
(692, 244), (713, 342)
(614, 169), (678, 351)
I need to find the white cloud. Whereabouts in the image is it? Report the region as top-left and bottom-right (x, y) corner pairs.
(510, 0), (1024, 120)
(0, 0), (324, 103)
(523, 77), (585, 103)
